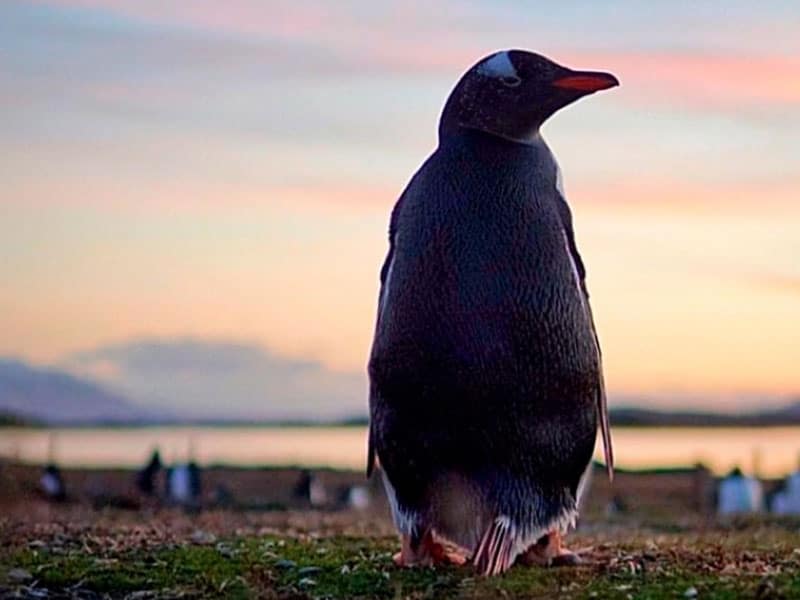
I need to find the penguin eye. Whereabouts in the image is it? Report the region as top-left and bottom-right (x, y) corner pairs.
(500, 75), (521, 87)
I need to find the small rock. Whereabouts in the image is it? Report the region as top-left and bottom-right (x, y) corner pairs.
(298, 566), (322, 576)
(189, 530), (217, 545)
(684, 586), (698, 598)
(7, 568), (33, 583)
(126, 592), (157, 600)
(298, 577), (316, 587)
(756, 578), (776, 600)
(275, 559), (296, 569)
(215, 543), (236, 558)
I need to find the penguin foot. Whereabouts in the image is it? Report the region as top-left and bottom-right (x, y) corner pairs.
(393, 530), (467, 567)
(517, 530), (582, 567)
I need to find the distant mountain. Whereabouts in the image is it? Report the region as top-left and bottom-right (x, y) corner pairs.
(773, 401), (800, 419)
(1, 354), (797, 428)
(0, 358), (155, 424)
(610, 401), (800, 427)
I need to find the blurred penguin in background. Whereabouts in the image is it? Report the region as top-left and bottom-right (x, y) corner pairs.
(39, 463), (66, 502)
(165, 441), (202, 508)
(770, 458), (800, 515)
(135, 448), (162, 496)
(294, 469), (327, 508)
(166, 461), (202, 507)
(39, 434), (66, 502)
(717, 467), (763, 515)
(338, 484), (371, 511)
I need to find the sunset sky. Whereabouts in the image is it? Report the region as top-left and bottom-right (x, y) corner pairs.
(1, 1), (798, 417)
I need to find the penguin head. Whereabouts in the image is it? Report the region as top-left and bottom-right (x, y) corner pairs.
(439, 49), (618, 144)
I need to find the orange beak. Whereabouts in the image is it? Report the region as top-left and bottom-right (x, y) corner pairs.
(552, 71), (619, 93)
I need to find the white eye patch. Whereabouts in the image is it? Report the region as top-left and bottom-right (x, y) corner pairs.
(476, 51), (519, 81)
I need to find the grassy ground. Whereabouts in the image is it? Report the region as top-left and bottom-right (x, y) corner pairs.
(1, 514), (799, 599)
(1, 465), (798, 598)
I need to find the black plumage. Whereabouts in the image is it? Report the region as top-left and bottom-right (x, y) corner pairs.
(368, 49), (617, 574)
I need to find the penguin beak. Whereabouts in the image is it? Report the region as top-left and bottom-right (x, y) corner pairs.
(552, 71), (619, 93)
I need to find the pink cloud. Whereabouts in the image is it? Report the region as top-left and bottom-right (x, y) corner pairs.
(562, 51), (800, 108)
(28, 1), (800, 109)
(31, 0), (461, 51)
(3, 171), (398, 215)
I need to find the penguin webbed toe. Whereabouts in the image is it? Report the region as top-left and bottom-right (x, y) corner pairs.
(393, 530), (468, 568)
(516, 530), (583, 568)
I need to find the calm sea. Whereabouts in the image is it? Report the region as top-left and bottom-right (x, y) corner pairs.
(1, 426), (798, 477)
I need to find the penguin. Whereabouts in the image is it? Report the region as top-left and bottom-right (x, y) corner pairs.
(367, 49), (617, 575)
(717, 467), (764, 515)
(135, 448), (162, 496)
(39, 463), (66, 502)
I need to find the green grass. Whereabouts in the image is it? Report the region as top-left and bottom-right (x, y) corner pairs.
(2, 533), (799, 599)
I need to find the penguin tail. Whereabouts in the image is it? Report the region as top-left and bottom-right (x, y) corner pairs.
(473, 515), (516, 576)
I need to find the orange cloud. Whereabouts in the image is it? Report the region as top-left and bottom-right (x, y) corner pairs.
(570, 178), (800, 213)
(733, 272), (800, 296)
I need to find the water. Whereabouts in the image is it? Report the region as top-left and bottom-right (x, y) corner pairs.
(1, 426), (798, 477)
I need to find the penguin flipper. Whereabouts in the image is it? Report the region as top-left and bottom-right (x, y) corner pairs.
(368, 193), (406, 479)
(366, 424), (376, 478)
(555, 192), (614, 478)
(375, 191), (405, 319)
(595, 344), (614, 479)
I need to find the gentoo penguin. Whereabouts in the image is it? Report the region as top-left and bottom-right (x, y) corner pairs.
(367, 49), (617, 575)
